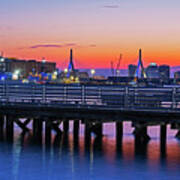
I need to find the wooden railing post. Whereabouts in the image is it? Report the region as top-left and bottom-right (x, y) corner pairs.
(31, 84), (35, 103)
(98, 87), (102, 105)
(64, 85), (67, 103)
(3, 81), (6, 101)
(124, 87), (129, 108)
(82, 85), (85, 104)
(42, 84), (46, 103)
(172, 87), (176, 109)
(128, 87), (135, 108)
(5, 81), (8, 102)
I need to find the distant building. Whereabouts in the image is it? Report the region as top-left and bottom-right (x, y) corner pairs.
(128, 64), (137, 77)
(145, 63), (159, 79)
(174, 71), (180, 79)
(159, 65), (170, 82)
(78, 72), (89, 79)
(108, 76), (133, 85)
(0, 56), (56, 77)
(174, 71), (180, 84)
(0, 56), (6, 73)
(92, 75), (106, 80)
(145, 63), (170, 83)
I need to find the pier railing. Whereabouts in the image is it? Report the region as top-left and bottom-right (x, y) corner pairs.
(0, 82), (179, 111)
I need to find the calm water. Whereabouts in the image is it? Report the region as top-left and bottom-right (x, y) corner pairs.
(0, 122), (180, 180)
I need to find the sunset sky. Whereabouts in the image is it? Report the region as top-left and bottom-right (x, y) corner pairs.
(0, 0), (180, 69)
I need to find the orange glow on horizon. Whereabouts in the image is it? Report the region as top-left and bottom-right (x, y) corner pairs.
(2, 44), (180, 69)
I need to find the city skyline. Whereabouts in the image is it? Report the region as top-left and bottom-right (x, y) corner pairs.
(1, 0), (180, 68)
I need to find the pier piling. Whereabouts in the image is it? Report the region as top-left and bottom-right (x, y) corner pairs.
(73, 120), (80, 139)
(63, 120), (69, 134)
(85, 122), (91, 147)
(116, 122), (123, 152)
(37, 119), (43, 142)
(6, 115), (14, 141)
(0, 116), (4, 140)
(45, 119), (52, 146)
(160, 124), (167, 157)
(52, 122), (62, 135)
(33, 118), (43, 143)
(93, 122), (103, 137)
(15, 119), (29, 132)
(134, 125), (150, 144)
(160, 124), (167, 143)
(116, 122), (123, 139)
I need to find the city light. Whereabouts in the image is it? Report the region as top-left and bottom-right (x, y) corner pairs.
(53, 71), (58, 76)
(1, 76), (5, 81)
(0, 57), (4, 62)
(116, 69), (120, 75)
(12, 69), (20, 80)
(14, 70), (20, 75)
(42, 59), (46, 63)
(75, 77), (79, 82)
(90, 69), (95, 76)
(64, 68), (68, 73)
(52, 71), (58, 80)
(12, 74), (18, 80)
(70, 76), (74, 81)
(150, 62), (157, 66)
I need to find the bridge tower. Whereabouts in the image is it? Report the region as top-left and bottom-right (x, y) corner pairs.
(68, 49), (75, 73)
(134, 49), (147, 80)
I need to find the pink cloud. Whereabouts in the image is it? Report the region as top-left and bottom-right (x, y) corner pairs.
(29, 43), (77, 49)
(103, 5), (119, 8)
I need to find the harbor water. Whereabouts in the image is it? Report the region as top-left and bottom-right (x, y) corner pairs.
(0, 122), (180, 180)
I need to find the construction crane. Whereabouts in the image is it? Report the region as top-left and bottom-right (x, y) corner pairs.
(111, 61), (115, 76)
(115, 54), (122, 76)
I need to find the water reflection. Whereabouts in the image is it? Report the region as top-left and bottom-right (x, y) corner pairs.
(0, 123), (180, 179)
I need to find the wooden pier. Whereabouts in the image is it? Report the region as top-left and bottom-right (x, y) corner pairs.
(0, 82), (180, 145)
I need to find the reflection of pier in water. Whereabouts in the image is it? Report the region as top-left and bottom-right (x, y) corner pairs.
(3, 122), (180, 179)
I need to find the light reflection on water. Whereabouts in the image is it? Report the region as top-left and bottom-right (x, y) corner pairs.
(0, 122), (180, 180)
